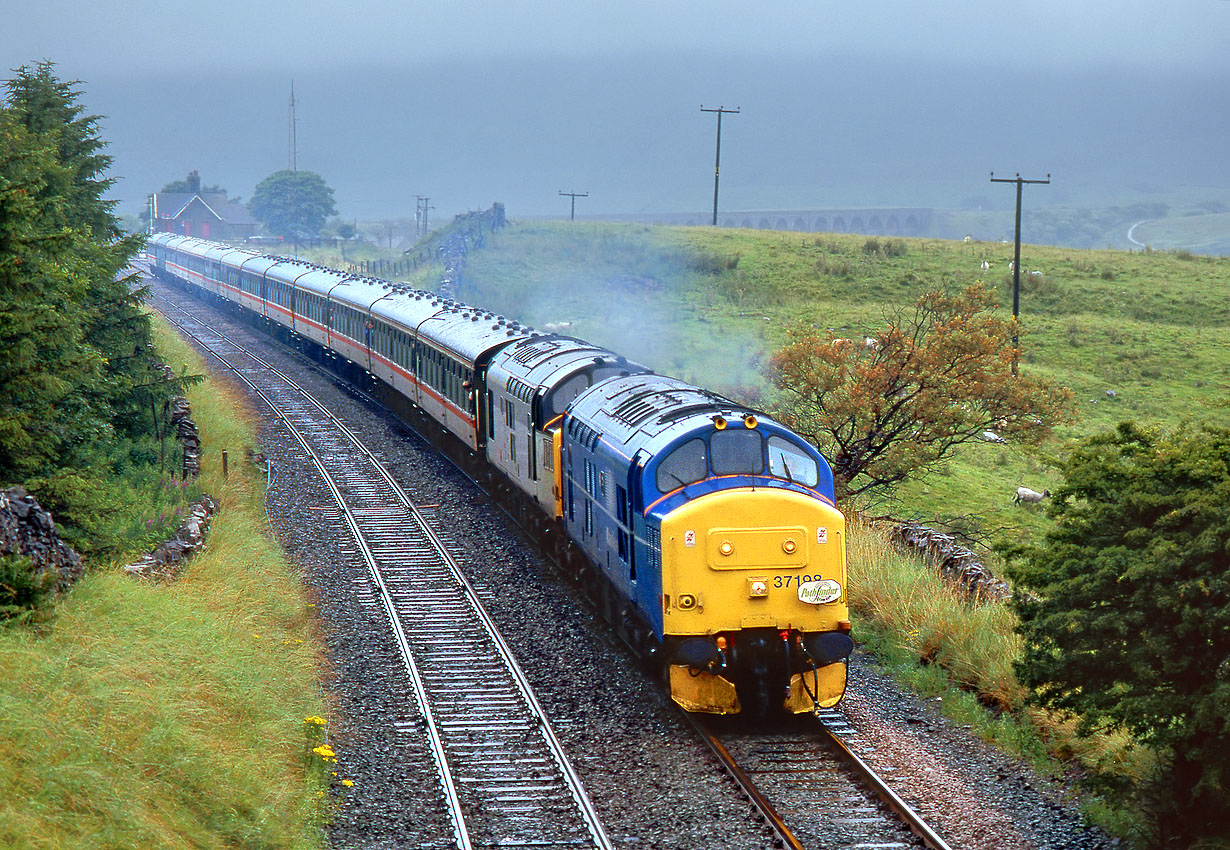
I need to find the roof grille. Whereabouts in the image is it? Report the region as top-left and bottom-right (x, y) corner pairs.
(511, 339), (564, 365)
(611, 389), (685, 427)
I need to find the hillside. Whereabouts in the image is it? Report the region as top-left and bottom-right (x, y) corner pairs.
(396, 220), (1228, 542)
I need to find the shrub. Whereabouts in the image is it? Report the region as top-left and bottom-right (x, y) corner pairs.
(0, 555), (55, 622)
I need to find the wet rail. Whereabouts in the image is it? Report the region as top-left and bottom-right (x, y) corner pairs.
(688, 708), (955, 850)
(151, 288), (612, 850)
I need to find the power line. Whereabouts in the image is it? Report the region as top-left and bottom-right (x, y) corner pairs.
(700, 105), (739, 226)
(990, 171), (1051, 376)
(559, 190), (588, 221)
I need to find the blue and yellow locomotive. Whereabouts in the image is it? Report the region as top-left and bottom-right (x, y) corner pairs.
(147, 233), (853, 715)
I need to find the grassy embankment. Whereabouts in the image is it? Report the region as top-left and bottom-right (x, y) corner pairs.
(0, 319), (331, 849)
(399, 220), (1228, 534)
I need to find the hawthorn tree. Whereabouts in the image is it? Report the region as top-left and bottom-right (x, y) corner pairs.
(767, 283), (1074, 499)
(248, 169), (336, 239)
(1007, 422), (1230, 848)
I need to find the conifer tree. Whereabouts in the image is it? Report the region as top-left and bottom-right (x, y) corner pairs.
(2, 62), (167, 471)
(1009, 422), (1230, 848)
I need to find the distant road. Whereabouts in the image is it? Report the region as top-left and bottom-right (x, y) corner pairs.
(1127, 219), (1151, 247)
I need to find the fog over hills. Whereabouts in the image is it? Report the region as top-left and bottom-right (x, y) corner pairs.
(78, 51), (1227, 224)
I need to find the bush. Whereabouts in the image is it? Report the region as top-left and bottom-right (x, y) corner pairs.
(0, 555), (55, 622)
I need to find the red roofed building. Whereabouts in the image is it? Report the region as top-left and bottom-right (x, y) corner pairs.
(152, 171), (257, 241)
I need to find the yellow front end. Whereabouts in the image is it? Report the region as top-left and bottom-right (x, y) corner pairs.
(660, 487), (850, 714)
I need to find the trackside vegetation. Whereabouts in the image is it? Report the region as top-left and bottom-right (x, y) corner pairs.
(1, 61), (201, 603)
(0, 320), (331, 848)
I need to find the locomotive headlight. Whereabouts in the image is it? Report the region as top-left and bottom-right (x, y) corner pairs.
(748, 579), (769, 598)
(782, 539), (797, 554)
(719, 541), (734, 556)
(678, 594), (698, 610)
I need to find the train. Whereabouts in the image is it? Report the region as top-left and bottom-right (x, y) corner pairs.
(145, 232), (854, 716)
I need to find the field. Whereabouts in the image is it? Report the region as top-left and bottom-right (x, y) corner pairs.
(377, 220), (1228, 541)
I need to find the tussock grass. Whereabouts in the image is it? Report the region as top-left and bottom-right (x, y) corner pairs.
(847, 518), (1155, 837)
(0, 320), (328, 849)
(847, 519), (1023, 710)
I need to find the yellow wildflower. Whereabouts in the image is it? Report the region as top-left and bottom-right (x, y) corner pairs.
(304, 716), (327, 726)
(342, 779), (354, 787)
(312, 745), (337, 762)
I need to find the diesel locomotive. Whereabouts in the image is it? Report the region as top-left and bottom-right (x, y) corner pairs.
(146, 232), (854, 715)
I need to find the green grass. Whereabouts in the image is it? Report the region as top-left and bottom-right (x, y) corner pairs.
(446, 220), (1229, 538)
(0, 320), (330, 849)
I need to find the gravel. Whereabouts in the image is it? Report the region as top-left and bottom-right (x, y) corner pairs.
(159, 281), (1120, 849)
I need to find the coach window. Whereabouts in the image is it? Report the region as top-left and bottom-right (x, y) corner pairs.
(711, 428), (765, 476)
(767, 436), (819, 487)
(655, 438), (707, 492)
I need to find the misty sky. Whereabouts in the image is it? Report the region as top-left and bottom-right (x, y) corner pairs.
(4, 1), (1229, 221)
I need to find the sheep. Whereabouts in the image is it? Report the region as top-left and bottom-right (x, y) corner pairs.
(980, 430), (1007, 444)
(831, 338), (854, 349)
(980, 260), (990, 271)
(862, 336), (880, 351)
(1014, 486), (1050, 504)
(542, 321), (574, 333)
(1105, 389), (1117, 399)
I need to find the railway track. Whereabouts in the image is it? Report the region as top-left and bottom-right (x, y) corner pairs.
(151, 289), (612, 850)
(689, 708), (954, 850)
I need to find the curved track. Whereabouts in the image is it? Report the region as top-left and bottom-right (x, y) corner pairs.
(153, 292), (612, 850)
(689, 708), (954, 850)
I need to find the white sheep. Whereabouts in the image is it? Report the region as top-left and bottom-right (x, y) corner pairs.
(980, 260), (990, 271)
(980, 430), (1007, 444)
(862, 336), (880, 351)
(1014, 486), (1050, 504)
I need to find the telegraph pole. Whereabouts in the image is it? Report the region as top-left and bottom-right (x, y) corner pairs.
(700, 105), (739, 226)
(990, 171), (1050, 376)
(559, 190), (588, 221)
(288, 81), (299, 255)
(416, 196), (434, 236)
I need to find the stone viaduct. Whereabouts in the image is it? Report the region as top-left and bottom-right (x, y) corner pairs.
(578, 207), (935, 236)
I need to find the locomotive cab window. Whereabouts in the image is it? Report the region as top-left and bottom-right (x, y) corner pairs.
(655, 438), (708, 492)
(767, 436), (819, 487)
(711, 428), (765, 476)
